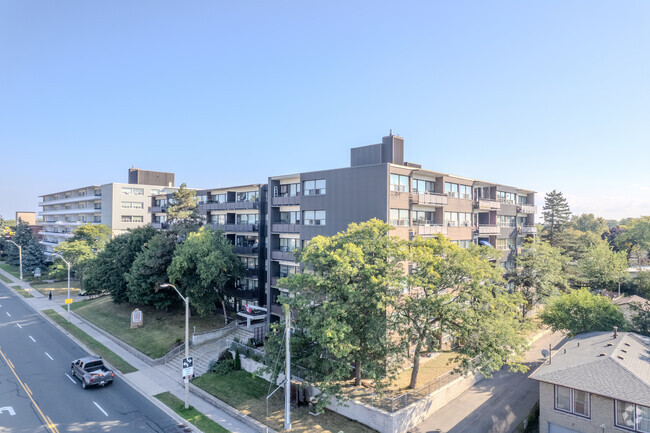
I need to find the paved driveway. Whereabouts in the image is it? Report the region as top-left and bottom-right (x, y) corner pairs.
(412, 331), (566, 433)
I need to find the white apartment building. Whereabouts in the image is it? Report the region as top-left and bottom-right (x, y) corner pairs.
(39, 183), (173, 254)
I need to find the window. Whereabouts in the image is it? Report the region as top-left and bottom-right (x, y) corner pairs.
(458, 240), (471, 249)
(445, 182), (459, 198)
(497, 191), (516, 204)
(212, 214), (226, 225)
(412, 211), (434, 225)
(498, 216), (516, 228)
(496, 239), (508, 250)
(616, 400), (650, 432)
(237, 214), (258, 225)
(390, 209), (409, 226)
(412, 179), (435, 194)
(303, 179), (326, 195)
(121, 187), (144, 195)
(212, 193), (227, 203)
(555, 386), (590, 418)
(151, 189), (161, 196)
(459, 185), (472, 200)
(279, 238), (299, 252)
(277, 183), (300, 197)
(458, 212), (472, 226)
(279, 211), (300, 224)
(237, 191), (258, 202)
(303, 210), (326, 225)
(241, 257), (258, 270)
(279, 265), (299, 278)
(239, 278), (258, 291)
(390, 174), (409, 192)
(122, 201), (144, 209)
(121, 215), (132, 223)
(444, 211), (458, 226)
(133, 216), (143, 223)
(518, 195), (528, 205)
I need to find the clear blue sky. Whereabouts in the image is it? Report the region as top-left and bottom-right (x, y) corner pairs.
(1, 1), (649, 221)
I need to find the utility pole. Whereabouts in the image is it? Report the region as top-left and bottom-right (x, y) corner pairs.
(284, 303), (291, 430)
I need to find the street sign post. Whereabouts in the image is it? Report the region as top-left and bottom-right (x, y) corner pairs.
(182, 356), (194, 378)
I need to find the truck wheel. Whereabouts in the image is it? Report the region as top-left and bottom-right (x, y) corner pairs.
(82, 381), (87, 389)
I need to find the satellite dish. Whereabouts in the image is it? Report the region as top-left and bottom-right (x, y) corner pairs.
(541, 349), (550, 358)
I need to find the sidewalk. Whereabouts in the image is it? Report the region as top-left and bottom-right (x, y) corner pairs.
(0, 267), (259, 433)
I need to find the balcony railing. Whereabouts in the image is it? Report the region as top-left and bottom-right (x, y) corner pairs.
(151, 222), (169, 230)
(271, 250), (295, 261)
(475, 199), (501, 210)
(413, 224), (448, 236)
(520, 225), (538, 235)
(517, 204), (537, 214)
(212, 223), (258, 232)
(272, 195), (301, 206)
(234, 245), (258, 254)
(410, 193), (448, 206)
(271, 223), (301, 234)
(477, 224), (500, 234)
(149, 206), (167, 213)
(199, 201), (259, 211)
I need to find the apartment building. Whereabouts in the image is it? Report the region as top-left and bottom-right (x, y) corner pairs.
(39, 170), (174, 254)
(265, 134), (536, 321)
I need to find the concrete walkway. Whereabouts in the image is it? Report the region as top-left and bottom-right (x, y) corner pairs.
(0, 267), (258, 433)
(412, 330), (567, 433)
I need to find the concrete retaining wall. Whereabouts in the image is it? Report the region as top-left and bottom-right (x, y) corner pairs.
(192, 322), (235, 345)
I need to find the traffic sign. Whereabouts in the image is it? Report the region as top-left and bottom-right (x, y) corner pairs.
(64, 298), (73, 304)
(182, 356), (194, 377)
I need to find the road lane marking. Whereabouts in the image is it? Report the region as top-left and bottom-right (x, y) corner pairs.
(45, 352), (54, 361)
(65, 373), (76, 384)
(24, 384), (33, 397)
(0, 348), (59, 433)
(16, 323), (22, 329)
(5, 312), (10, 317)
(0, 406), (16, 416)
(93, 401), (108, 417)
(29, 336), (35, 342)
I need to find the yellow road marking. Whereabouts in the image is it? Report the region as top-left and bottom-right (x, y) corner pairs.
(0, 347), (60, 433)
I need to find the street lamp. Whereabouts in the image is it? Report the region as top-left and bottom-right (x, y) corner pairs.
(6, 240), (25, 294)
(159, 283), (190, 409)
(51, 252), (71, 322)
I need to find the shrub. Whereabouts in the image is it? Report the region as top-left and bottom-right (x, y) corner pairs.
(211, 359), (235, 375)
(234, 348), (241, 371)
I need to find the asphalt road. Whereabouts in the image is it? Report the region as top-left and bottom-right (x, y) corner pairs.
(412, 330), (567, 433)
(0, 281), (189, 433)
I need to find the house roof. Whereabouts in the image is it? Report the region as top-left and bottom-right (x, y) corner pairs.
(612, 295), (650, 307)
(529, 332), (650, 405)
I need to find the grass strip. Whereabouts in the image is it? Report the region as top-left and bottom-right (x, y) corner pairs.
(154, 391), (231, 433)
(14, 288), (34, 298)
(0, 274), (12, 284)
(0, 263), (21, 279)
(43, 309), (138, 374)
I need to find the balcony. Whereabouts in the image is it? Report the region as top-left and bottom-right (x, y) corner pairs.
(38, 195), (97, 206)
(477, 224), (500, 234)
(410, 193), (448, 206)
(234, 245), (258, 254)
(520, 225), (538, 235)
(40, 208), (101, 216)
(243, 268), (259, 277)
(271, 250), (295, 261)
(270, 304), (284, 316)
(517, 204), (537, 214)
(151, 222), (169, 230)
(199, 201), (259, 211)
(412, 224), (448, 236)
(272, 195), (301, 206)
(271, 223), (301, 234)
(149, 206), (167, 213)
(475, 199), (501, 210)
(212, 223), (258, 232)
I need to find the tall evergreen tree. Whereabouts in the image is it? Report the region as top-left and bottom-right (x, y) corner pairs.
(5, 220), (45, 273)
(542, 190), (572, 247)
(166, 183), (202, 238)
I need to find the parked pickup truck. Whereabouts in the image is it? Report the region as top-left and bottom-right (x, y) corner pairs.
(71, 356), (115, 389)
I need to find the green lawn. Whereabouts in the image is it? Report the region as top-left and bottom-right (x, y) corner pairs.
(154, 392), (231, 433)
(13, 288), (34, 298)
(193, 371), (378, 433)
(31, 280), (82, 296)
(0, 262), (21, 279)
(69, 296), (227, 359)
(0, 273), (12, 284)
(43, 309), (137, 374)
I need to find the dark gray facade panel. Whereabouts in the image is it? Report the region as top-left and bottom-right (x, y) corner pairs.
(499, 203), (518, 216)
(351, 144), (382, 167)
(128, 169), (175, 187)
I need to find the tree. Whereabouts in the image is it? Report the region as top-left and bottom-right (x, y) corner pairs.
(634, 271), (650, 299)
(541, 190), (572, 247)
(166, 183), (202, 237)
(602, 225), (624, 251)
(167, 227), (243, 316)
(615, 217), (650, 266)
(400, 236), (528, 389)
(508, 239), (569, 317)
(84, 226), (158, 301)
(51, 240), (95, 286)
(578, 241), (628, 291)
(571, 213), (607, 234)
(70, 224), (111, 251)
(5, 220), (45, 273)
(629, 300), (650, 336)
(275, 219), (404, 398)
(540, 289), (627, 336)
(125, 232), (179, 309)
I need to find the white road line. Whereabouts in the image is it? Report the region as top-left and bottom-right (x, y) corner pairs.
(5, 312), (10, 317)
(45, 352), (53, 361)
(65, 373), (76, 384)
(16, 323), (22, 329)
(29, 336), (35, 342)
(93, 401), (108, 417)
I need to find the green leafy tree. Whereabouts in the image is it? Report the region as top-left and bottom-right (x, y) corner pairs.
(508, 239), (569, 317)
(400, 236), (528, 389)
(70, 224), (111, 251)
(84, 226), (158, 301)
(271, 219), (405, 404)
(168, 227), (243, 316)
(51, 240), (95, 286)
(542, 190), (572, 247)
(5, 220), (45, 273)
(578, 241), (628, 290)
(125, 232), (179, 309)
(571, 213), (607, 234)
(634, 271), (650, 299)
(629, 301), (650, 336)
(166, 183), (202, 237)
(540, 289), (627, 336)
(615, 217), (650, 266)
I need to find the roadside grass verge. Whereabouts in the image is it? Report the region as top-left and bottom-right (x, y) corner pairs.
(154, 392), (231, 433)
(14, 287), (34, 298)
(31, 280), (82, 296)
(69, 296), (227, 359)
(0, 273), (12, 284)
(0, 262), (21, 279)
(193, 370), (378, 433)
(43, 309), (137, 374)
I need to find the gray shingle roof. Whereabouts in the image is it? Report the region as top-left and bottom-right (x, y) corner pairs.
(529, 332), (650, 405)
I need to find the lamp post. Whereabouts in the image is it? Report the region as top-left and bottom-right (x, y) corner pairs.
(159, 283), (190, 409)
(7, 240), (24, 294)
(51, 253), (71, 322)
